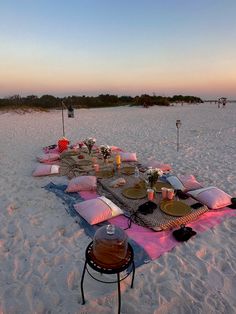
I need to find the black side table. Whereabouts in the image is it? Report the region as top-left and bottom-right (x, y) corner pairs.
(80, 241), (135, 314)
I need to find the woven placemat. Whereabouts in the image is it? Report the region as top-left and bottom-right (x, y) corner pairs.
(131, 204), (208, 231)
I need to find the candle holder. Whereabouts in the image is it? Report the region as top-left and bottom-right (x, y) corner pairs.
(115, 154), (121, 167)
(67, 105), (74, 118)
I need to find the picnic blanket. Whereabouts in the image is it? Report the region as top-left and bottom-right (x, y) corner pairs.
(41, 144), (236, 267)
(44, 182), (236, 267)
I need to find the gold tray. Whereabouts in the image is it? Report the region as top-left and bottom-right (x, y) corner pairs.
(97, 169), (114, 179)
(160, 200), (191, 217)
(154, 181), (172, 192)
(120, 166), (135, 175)
(122, 187), (147, 199)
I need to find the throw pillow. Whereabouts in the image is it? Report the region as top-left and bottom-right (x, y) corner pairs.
(32, 164), (60, 176)
(187, 186), (232, 209)
(74, 196), (123, 225)
(120, 152), (137, 162)
(37, 153), (60, 163)
(167, 174), (202, 192)
(66, 176), (97, 192)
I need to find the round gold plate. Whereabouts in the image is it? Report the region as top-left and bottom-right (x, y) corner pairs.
(122, 187), (147, 199)
(154, 181), (172, 192)
(133, 180), (146, 189)
(160, 200), (191, 217)
(97, 169), (114, 179)
(120, 166), (135, 175)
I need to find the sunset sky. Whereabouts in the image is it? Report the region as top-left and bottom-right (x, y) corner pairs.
(0, 0), (236, 99)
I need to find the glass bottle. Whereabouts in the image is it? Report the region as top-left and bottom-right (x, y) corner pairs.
(134, 166), (139, 178)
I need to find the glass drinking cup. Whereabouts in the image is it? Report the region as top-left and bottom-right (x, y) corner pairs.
(161, 187), (168, 200)
(167, 188), (175, 201)
(147, 188), (154, 201)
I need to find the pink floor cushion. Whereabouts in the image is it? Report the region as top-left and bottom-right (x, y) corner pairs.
(43, 145), (59, 154)
(167, 174), (202, 192)
(110, 146), (124, 152)
(74, 196), (124, 225)
(120, 152), (137, 162)
(66, 176), (97, 192)
(145, 160), (172, 172)
(187, 186), (232, 209)
(37, 153), (60, 163)
(32, 164), (60, 177)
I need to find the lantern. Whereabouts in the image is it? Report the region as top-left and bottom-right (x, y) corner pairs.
(68, 105), (74, 118)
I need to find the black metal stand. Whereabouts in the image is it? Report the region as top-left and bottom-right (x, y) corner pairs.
(80, 241), (135, 314)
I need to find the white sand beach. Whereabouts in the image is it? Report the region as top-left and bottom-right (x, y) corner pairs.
(0, 103), (235, 314)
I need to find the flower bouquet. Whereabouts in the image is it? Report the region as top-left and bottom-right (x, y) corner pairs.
(78, 141), (84, 149)
(100, 145), (112, 163)
(145, 168), (163, 189)
(83, 137), (96, 155)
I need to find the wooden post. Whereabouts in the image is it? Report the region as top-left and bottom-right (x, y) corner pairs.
(176, 120), (182, 152)
(61, 101), (65, 137)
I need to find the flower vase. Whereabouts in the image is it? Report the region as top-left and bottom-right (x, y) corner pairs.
(149, 179), (157, 191)
(87, 145), (94, 155)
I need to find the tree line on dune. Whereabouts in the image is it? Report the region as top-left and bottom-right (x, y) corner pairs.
(0, 94), (203, 110)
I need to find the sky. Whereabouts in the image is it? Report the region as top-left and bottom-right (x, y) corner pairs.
(0, 0), (236, 99)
